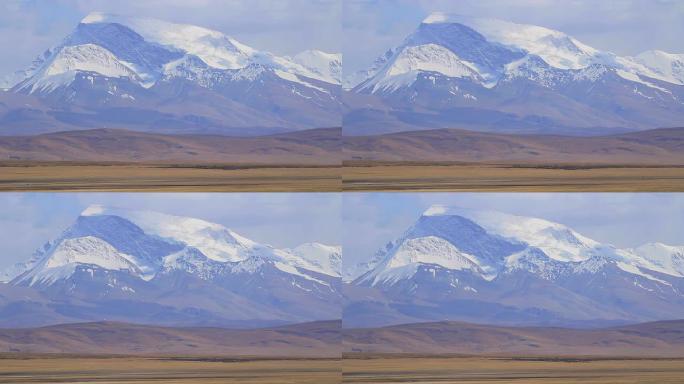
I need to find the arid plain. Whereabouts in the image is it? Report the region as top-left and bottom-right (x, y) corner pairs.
(342, 355), (684, 383)
(0, 355), (341, 384)
(341, 320), (684, 383)
(0, 162), (341, 192)
(0, 321), (341, 383)
(2, 127), (683, 191)
(343, 127), (684, 191)
(342, 162), (684, 191)
(0, 128), (342, 192)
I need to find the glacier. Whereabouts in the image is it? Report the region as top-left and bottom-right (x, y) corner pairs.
(353, 205), (684, 284)
(1, 12), (343, 135)
(344, 205), (684, 327)
(353, 13), (683, 91)
(15, 12), (340, 93)
(345, 13), (684, 135)
(0, 205), (342, 328)
(6, 204), (342, 285)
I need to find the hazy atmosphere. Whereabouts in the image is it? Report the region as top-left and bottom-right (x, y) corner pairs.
(0, 0), (341, 77)
(343, 0), (684, 75)
(1, 0), (684, 381)
(0, 193), (341, 270)
(343, 193), (684, 268)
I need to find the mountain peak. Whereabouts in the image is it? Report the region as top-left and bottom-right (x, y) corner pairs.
(348, 206), (684, 327)
(347, 14), (684, 134)
(288, 243), (342, 277)
(2, 12), (343, 135)
(633, 50), (684, 85)
(15, 235), (142, 286)
(358, 206), (684, 284)
(0, 207), (342, 327)
(290, 49), (342, 84)
(420, 206), (604, 263)
(7, 207), (341, 288)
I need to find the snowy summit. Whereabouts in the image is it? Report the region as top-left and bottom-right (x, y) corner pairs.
(0, 12), (343, 135)
(0, 205), (342, 328)
(345, 12), (684, 135)
(4, 205), (342, 285)
(344, 205), (684, 327)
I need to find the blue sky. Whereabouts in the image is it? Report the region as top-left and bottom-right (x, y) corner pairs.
(0, 0), (341, 77)
(0, 193), (341, 270)
(343, 0), (684, 74)
(343, 193), (684, 268)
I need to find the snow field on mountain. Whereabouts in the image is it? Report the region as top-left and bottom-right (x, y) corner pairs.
(3, 205), (341, 288)
(355, 205), (684, 288)
(351, 12), (684, 93)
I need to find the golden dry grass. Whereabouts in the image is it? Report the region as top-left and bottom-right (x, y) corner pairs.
(0, 163), (341, 192)
(342, 355), (684, 383)
(3, 354), (684, 383)
(342, 163), (684, 191)
(0, 354), (341, 384)
(3, 162), (684, 192)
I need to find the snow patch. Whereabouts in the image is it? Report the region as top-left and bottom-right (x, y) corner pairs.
(616, 69), (670, 92)
(631, 243), (684, 277)
(18, 236), (141, 286)
(633, 50), (684, 85)
(290, 50), (341, 84)
(361, 44), (480, 93)
(274, 70), (328, 92)
(362, 236), (489, 286)
(18, 44), (138, 93)
(287, 243), (342, 277)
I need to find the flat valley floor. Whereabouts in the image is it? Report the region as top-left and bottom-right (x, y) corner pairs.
(342, 355), (684, 383)
(3, 162), (684, 192)
(0, 163), (341, 192)
(0, 355), (341, 384)
(2, 355), (684, 383)
(342, 163), (684, 191)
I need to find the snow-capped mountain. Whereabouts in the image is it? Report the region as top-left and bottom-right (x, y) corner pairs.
(0, 12), (342, 136)
(287, 243), (342, 278)
(631, 242), (684, 277)
(0, 205), (341, 328)
(344, 13), (684, 135)
(632, 50), (684, 86)
(290, 50), (342, 85)
(344, 206), (684, 327)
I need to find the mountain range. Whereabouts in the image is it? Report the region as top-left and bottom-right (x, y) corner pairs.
(0, 12), (342, 136)
(0, 320), (340, 356)
(343, 127), (684, 164)
(344, 13), (684, 136)
(0, 205), (342, 328)
(344, 319), (684, 356)
(344, 206), (684, 328)
(0, 127), (341, 164)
